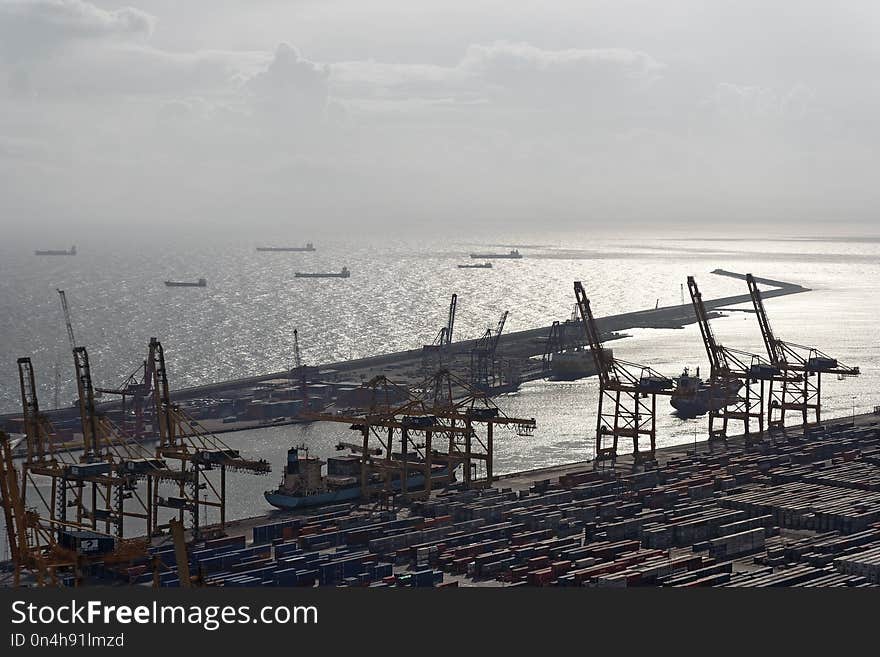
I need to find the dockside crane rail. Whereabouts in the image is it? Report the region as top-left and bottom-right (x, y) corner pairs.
(574, 281), (673, 465)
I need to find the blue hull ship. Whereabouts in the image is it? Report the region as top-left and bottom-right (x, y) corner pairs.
(265, 472), (437, 510)
(264, 446), (452, 511)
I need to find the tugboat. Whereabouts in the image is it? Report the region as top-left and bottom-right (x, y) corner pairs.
(469, 249), (522, 259)
(264, 445), (453, 510)
(256, 243), (316, 252)
(670, 367), (742, 417)
(35, 245), (76, 256)
(294, 267), (350, 278)
(458, 262), (493, 269)
(164, 278), (207, 287)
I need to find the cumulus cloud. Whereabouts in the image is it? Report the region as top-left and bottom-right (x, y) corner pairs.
(0, 0), (155, 59)
(246, 43), (329, 120)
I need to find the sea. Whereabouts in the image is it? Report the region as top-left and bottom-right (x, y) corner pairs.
(1, 229), (878, 536)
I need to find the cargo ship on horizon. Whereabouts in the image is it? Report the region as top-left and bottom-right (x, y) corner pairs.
(256, 243), (316, 252)
(470, 249), (522, 259)
(165, 278), (207, 288)
(35, 245), (76, 256)
(458, 262), (493, 269)
(295, 267), (350, 278)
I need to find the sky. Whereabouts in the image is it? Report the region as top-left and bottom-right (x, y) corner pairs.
(1, 0), (879, 241)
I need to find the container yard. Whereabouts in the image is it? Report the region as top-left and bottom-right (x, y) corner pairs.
(25, 414), (880, 589)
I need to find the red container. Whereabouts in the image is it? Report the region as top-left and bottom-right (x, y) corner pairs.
(527, 568), (554, 587)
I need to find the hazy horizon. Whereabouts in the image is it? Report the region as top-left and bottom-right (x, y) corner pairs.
(2, 0), (880, 238)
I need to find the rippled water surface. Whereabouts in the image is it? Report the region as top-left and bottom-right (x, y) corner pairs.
(2, 231), (878, 526)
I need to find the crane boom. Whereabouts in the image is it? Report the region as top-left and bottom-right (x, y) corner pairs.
(73, 346), (100, 459)
(293, 328), (303, 370)
(149, 339), (176, 448)
(490, 311), (508, 355)
(17, 358), (47, 463)
(746, 273), (782, 365)
(445, 294), (457, 346)
(573, 281), (611, 387)
(57, 289), (77, 352)
(687, 276), (728, 374)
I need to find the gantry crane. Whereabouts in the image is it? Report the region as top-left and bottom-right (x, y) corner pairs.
(419, 368), (534, 488)
(306, 370), (534, 501)
(148, 338), (270, 538)
(2, 430), (150, 587)
(746, 273), (859, 428)
(422, 294), (457, 372)
(53, 292), (170, 536)
(94, 349), (155, 440)
(0, 431), (66, 586)
(19, 355), (171, 539)
(470, 311), (508, 389)
(57, 289), (77, 352)
(542, 321), (564, 373)
(574, 281), (674, 465)
(687, 276), (779, 441)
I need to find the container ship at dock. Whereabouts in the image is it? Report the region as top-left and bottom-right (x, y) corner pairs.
(264, 446), (453, 510)
(669, 367), (742, 417)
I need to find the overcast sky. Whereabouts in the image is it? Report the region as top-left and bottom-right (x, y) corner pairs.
(1, 0), (879, 240)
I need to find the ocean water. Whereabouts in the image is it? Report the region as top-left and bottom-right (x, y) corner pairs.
(1, 231), (879, 527)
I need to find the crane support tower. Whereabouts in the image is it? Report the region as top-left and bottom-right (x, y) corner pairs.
(746, 273), (859, 429)
(422, 294), (458, 372)
(470, 311), (508, 389)
(305, 370), (535, 502)
(574, 281), (674, 465)
(148, 338), (270, 538)
(687, 276), (779, 441)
